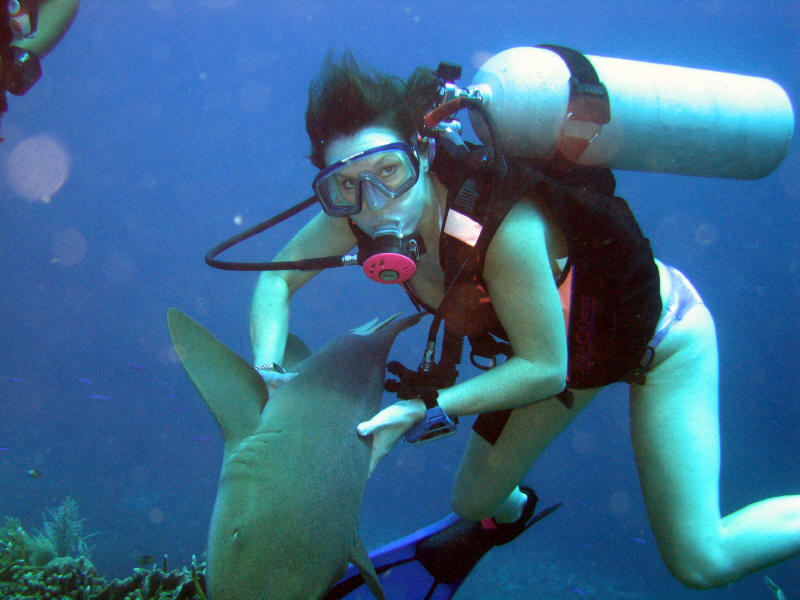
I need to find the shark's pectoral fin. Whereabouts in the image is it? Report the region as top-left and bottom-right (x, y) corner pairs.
(167, 308), (265, 443)
(350, 534), (385, 600)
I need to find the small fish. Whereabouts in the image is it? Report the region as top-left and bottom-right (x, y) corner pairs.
(191, 436), (213, 443)
(26, 469), (41, 478)
(76, 378), (93, 384)
(137, 554), (157, 566)
(86, 394), (111, 400)
(630, 536), (647, 545)
(6, 376), (23, 383)
(128, 364), (149, 371)
(569, 588), (585, 596)
(0, 447), (9, 452)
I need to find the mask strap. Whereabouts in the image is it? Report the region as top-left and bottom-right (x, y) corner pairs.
(417, 135), (435, 172)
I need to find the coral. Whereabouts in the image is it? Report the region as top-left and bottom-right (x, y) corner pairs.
(0, 552), (208, 599)
(92, 555), (208, 600)
(25, 535), (56, 568)
(1, 517), (31, 564)
(0, 499), (83, 583)
(39, 496), (91, 559)
(0, 499), (209, 599)
(19, 555), (103, 598)
(0, 517), (39, 583)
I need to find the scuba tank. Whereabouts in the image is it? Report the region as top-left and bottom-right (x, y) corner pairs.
(466, 46), (794, 180)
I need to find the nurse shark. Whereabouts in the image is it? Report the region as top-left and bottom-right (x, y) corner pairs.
(167, 308), (421, 600)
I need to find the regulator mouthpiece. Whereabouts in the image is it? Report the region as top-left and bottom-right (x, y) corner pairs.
(361, 229), (423, 284)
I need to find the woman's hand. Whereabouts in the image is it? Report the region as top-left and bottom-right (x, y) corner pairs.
(257, 369), (298, 396)
(357, 399), (426, 476)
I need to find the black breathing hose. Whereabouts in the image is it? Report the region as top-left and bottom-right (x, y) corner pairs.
(204, 195), (352, 272)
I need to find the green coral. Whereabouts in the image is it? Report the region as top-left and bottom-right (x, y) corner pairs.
(0, 500), (209, 599)
(0, 547), (208, 599)
(40, 496), (90, 559)
(1, 517), (31, 564)
(1, 496), (89, 570)
(0, 516), (50, 581)
(24, 535), (56, 568)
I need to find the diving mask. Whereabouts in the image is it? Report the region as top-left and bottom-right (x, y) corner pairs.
(313, 142), (420, 217)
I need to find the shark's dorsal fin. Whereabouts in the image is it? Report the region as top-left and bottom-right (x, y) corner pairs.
(167, 309), (264, 443)
(284, 333), (311, 370)
(349, 534), (385, 600)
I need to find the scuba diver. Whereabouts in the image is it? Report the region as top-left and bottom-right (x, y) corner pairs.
(226, 49), (798, 591)
(1, 0), (79, 139)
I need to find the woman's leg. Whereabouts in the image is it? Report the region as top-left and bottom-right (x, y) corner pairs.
(452, 388), (598, 521)
(630, 301), (800, 589)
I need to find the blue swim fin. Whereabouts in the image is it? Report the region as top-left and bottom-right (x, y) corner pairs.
(324, 493), (561, 600)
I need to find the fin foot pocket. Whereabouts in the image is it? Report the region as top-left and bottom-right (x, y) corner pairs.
(416, 486), (558, 584)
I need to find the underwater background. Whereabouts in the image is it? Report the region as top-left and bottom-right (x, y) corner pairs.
(1, 1), (798, 598)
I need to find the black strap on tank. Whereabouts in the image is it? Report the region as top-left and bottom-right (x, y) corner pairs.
(537, 44), (610, 163)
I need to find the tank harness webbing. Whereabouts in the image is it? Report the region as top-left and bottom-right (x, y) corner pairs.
(536, 44), (611, 163)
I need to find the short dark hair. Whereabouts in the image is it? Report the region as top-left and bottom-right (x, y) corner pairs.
(305, 51), (441, 169)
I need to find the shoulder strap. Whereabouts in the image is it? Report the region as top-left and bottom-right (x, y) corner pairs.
(438, 148), (520, 288)
(435, 151), (521, 370)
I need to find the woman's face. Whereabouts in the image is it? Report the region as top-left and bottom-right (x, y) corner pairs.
(323, 126), (432, 237)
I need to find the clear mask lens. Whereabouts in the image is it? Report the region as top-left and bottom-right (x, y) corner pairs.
(313, 142), (419, 216)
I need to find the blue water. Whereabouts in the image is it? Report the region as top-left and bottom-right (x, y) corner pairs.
(1, 2), (798, 598)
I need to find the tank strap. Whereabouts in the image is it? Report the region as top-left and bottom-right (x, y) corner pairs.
(537, 44), (611, 163)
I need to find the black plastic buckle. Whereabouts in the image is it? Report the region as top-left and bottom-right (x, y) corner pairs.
(404, 405), (458, 445)
(5, 47), (41, 96)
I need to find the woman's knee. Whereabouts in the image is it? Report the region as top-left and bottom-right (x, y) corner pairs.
(658, 537), (736, 589)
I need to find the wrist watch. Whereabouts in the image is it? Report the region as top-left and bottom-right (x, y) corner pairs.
(255, 362), (286, 374)
(403, 388), (458, 445)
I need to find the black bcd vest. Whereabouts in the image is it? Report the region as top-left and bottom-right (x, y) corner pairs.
(431, 146), (663, 389)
